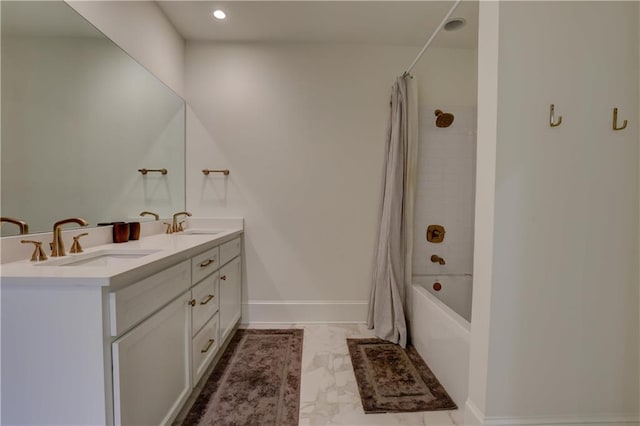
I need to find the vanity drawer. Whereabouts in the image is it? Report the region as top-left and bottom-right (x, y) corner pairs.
(192, 313), (219, 385)
(191, 247), (219, 285)
(109, 260), (190, 337)
(191, 273), (219, 336)
(219, 237), (241, 266)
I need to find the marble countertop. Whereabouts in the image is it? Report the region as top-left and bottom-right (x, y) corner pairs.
(1, 226), (243, 289)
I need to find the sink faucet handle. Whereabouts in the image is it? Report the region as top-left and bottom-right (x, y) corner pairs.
(21, 240), (48, 262)
(178, 221), (186, 232)
(163, 222), (172, 234)
(70, 233), (89, 254)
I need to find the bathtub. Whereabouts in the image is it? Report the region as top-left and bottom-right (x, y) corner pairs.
(411, 281), (470, 409)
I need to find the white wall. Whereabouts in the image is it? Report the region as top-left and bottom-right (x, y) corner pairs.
(469, 2), (639, 424)
(466, 2), (499, 423)
(66, 0), (185, 98)
(185, 43), (477, 323)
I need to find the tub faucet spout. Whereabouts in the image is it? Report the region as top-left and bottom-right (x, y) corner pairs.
(430, 255), (446, 265)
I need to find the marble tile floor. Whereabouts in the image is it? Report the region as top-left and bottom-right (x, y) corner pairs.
(242, 323), (463, 426)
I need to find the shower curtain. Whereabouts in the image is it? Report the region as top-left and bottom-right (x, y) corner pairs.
(367, 75), (418, 348)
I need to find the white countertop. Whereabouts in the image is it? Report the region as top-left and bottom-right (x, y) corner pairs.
(0, 228), (243, 289)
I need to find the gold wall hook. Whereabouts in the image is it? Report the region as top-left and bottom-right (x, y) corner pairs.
(549, 104), (563, 127)
(613, 107), (628, 131)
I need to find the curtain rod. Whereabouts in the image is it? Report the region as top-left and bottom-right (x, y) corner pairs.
(402, 0), (463, 77)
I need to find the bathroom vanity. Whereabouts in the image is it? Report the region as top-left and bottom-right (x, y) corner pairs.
(1, 224), (243, 425)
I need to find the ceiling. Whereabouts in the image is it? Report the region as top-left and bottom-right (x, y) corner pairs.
(157, 1), (478, 49)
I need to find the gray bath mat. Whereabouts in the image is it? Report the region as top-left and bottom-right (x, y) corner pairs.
(182, 329), (303, 426)
(347, 338), (456, 413)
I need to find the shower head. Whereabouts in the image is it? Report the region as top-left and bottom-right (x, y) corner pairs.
(435, 109), (454, 128)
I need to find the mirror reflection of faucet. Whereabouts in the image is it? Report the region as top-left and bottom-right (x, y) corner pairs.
(1, 217), (29, 235)
(430, 254), (446, 265)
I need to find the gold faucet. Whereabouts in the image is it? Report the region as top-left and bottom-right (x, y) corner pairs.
(140, 211), (159, 221)
(51, 218), (89, 257)
(171, 211), (192, 233)
(430, 255), (446, 265)
(21, 240), (47, 261)
(1, 217), (29, 235)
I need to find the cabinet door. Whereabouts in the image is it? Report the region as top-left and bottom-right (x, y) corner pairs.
(219, 256), (242, 343)
(112, 293), (190, 426)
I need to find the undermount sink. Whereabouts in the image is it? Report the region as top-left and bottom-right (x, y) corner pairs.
(37, 249), (161, 267)
(179, 229), (222, 235)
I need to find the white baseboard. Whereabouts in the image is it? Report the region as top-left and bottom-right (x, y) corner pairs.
(241, 300), (368, 323)
(483, 416), (639, 425)
(465, 399), (485, 425)
(466, 400), (640, 426)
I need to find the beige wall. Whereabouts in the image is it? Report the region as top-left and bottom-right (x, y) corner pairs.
(184, 42), (477, 322)
(66, 0), (185, 97)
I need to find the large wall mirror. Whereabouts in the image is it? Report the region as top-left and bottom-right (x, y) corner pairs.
(1, 1), (185, 236)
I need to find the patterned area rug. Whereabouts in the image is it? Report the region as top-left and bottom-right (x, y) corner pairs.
(347, 338), (457, 414)
(183, 329), (304, 426)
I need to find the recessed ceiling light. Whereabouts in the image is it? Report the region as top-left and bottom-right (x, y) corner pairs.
(444, 18), (466, 31)
(212, 9), (226, 20)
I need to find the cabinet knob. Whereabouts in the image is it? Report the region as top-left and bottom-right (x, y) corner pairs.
(220, 275), (227, 281)
(188, 299), (196, 307)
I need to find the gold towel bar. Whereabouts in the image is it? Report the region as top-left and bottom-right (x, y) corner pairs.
(138, 168), (168, 175)
(202, 169), (230, 176)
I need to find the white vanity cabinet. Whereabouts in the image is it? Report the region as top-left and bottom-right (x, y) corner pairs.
(0, 230), (243, 426)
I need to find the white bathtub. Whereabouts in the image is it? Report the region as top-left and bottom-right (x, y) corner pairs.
(411, 281), (470, 409)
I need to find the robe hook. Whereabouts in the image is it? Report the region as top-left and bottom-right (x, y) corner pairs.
(549, 104), (562, 127)
(612, 107), (628, 131)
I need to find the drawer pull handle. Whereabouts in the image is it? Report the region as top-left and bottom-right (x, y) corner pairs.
(220, 275), (227, 280)
(188, 299), (196, 307)
(200, 258), (215, 268)
(200, 294), (214, 305)
(201, 339), (215, 353)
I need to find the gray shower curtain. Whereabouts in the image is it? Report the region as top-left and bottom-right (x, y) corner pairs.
(367, 75), (418, 348)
